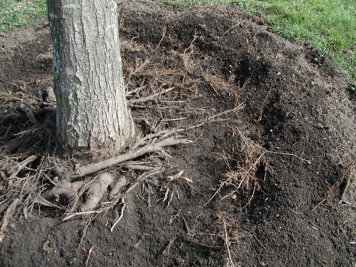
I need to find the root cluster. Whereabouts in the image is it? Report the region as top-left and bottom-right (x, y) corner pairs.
(206, 126), (269, 207)
(0, 27), (249, 241)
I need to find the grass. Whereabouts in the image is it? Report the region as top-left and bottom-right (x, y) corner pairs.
(1, 0), (355, 80)
(0, 0), (46, 34)
(149, 0), (232, 7)
(235, 0), (356, 80)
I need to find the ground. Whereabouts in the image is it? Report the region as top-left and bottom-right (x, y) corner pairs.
(0, 2), (355, 266)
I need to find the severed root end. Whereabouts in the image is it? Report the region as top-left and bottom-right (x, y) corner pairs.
(81, 172), (114, 211)
(41, 180), (84, 206)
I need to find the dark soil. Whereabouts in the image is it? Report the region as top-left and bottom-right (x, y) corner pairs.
(0, 2), (355, 266)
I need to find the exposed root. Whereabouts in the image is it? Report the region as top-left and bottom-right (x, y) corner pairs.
(119, 161), (156, 171)
(77, 214), (96, 253)
(205, 131), (267, 206)
(110, 197), (126, 232)
(72, 136), (191, 179)
(206, 125), (310, 206)
(223, 220), (236, 267)
(0, 27), (249, 233)
(46, 171), (125, 216)
(35, 100), (243, 220)
(242, 184), (257, 209)
(8, 155), (38, 181)
(125, 168), (163, 195)
(219, 151), (267, 202)
(127, 87), (175, 105)
(84, 246), (94, 267)
(126, 57), (151, 81)
(41, 180), (85, 207)
(0, 100), (243, 227)
(109, 175), (127, 200)
(155, 26), (167, 50)
(162, 236), (177, 256)
(33, 196), (64, 210)
(0, 154), (48, 238)
(0, 198), (20, 242)
(62, 167), (163, 222)
(167, 170), (193, 184)
(81, 173), (114, 211)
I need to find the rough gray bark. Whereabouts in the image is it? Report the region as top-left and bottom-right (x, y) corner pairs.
(47, 0), (135, 153)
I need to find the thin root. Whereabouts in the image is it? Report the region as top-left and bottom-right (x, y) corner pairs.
(110, 198), (126, 232)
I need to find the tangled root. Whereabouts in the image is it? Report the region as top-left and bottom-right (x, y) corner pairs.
(42, 172), (126, 212)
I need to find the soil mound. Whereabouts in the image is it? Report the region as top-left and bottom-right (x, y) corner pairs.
(0, 2), (355, 266)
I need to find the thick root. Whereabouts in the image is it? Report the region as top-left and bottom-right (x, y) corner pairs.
(109, 175), (127, 200)
(81, 172), (114, 211)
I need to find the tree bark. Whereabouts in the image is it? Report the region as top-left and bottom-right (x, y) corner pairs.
(47, 0), (135, 154)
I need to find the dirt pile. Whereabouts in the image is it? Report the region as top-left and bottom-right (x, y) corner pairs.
(0, 2), (355, 266)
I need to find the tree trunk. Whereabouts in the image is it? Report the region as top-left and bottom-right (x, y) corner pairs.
(47, 0), (135, 154)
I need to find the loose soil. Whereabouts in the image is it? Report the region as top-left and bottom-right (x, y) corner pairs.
(0, 2), (355, 266)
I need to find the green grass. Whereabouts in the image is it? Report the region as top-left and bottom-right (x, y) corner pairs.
(235, 0), (356, 80)
(150, 0), (232, 7)
(0, 0), (46, 34)
(1, 0), (356, 80)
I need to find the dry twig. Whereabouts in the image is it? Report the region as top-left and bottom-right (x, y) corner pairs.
(127, 87), (175, 105)
(8, 155), (38, 180)
(162, 236), (177, 256)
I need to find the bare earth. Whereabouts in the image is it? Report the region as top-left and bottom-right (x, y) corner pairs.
(0, 2), (355, 266)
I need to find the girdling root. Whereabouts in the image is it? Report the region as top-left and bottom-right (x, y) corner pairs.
(0, 33), (251, 241)
(41, 133), (190, 215)
(0, 98), (244, 241)
(0, 93), (244, 245)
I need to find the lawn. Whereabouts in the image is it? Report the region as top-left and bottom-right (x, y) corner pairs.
(0, 0), (46, 34)
(236, 0), (356, 80)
